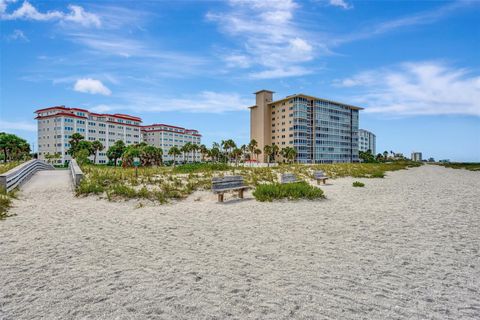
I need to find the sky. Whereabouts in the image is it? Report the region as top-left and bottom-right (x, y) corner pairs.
(0, 0), (479, 161)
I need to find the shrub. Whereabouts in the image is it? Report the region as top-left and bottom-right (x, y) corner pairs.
(253, 182), (324, 202)
(352, 181), (365, 187)
(370, 172), (385, 178)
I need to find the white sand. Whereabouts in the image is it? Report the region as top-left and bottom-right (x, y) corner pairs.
(0, 165), (479, 319)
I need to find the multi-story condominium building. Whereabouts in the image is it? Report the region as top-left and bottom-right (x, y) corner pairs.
(250, 90), (362, 164)
(359, 129), (376, 154)
(35, 106), (201, 164)
(411, 152), (422, 162)
(142, 124), (201, 162)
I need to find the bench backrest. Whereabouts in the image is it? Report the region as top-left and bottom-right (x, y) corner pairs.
(281, 173), (298, 183)
(212, 175), (244, 191)
(314, 171), (327, 179)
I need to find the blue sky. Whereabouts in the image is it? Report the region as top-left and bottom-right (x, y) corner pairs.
(1, 0), (479, 161)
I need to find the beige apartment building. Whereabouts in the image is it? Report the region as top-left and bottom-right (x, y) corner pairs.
(250, 90), (363, 163)
(142, 124), (201, 162)
(35, 106), (201, 164)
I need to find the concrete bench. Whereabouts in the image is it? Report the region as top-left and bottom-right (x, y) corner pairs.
(313, 170), (329, 184)
(212, 175), (249, 202)
(281, 173), (298, 184)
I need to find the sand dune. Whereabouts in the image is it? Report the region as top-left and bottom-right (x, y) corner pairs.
(0, 165), (479, 319)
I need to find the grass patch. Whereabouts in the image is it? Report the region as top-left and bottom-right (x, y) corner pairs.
(0, 187), (17, 220)
(0, 161), (23, 175)
(352, 181), (365, 187)
(436, 163), (480, 171)
(172, 163), (229, 174)
(253, 181), (324, 202)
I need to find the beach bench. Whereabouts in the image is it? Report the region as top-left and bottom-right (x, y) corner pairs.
(212, 175), (249, 202)
(281, 173), (298, 184)
(313, 170), (329, 184)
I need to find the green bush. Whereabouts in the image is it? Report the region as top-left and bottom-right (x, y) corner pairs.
(253, 182), (324, 202)
(353, 181), (365, 187)
(370, 172), (385, 178)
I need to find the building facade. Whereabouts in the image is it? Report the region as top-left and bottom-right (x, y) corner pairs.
(35, 106), (201, 164)
(142, 124), (201, 162)
(250, 90), (362, 164)
(359, 129), (376, 154)
(411, 152), (422, 162)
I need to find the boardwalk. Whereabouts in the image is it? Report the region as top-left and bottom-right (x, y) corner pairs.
(0, 166), (479, 319)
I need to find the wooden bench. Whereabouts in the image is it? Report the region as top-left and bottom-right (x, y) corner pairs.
(212, 175), (249, 202)
(281, 173), (298, 184)
(313, 170), (329, 185)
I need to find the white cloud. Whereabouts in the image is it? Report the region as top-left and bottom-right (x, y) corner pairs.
(6, 29), (28, 41)
(0, 0), (16, 14)
(62, 5), (101, 27)
(207, 0), (315, 79)
(336, 62), (480, 116)
(74, 78), (111, 96)
(0, 119), (36, 132)
(1, 1), (100, 27)
(329, 0), (352, 10)
(91, 91), (250, 114)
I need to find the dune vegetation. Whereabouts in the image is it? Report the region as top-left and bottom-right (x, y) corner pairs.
(436, 162), (480, 171)
(75, 161), (420, 203)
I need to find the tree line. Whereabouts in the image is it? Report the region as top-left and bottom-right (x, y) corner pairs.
(64, 134), (297, 167)
(0, 132), (31, 162)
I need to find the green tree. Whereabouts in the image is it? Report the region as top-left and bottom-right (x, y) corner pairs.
(263, 145), (273, 165)
(271, 144), (279, 163)
(280, 147), (296, 164)
(106, 140), (126, 166)
(248, 139), (258, 161)
(68, 133), (85, 156)
(199, 144), (209, 162)
(168, 146), (181, 167)
(0, 132), (31, 162)
(231, 148), (242, 166)
(181, 143), (192, 164)
(91, 140), (104, 164)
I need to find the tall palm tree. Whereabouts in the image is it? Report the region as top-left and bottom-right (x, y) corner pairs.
(263, 145), (272, 166)
(271, 144), (279, 163)
(231, 148), (242, 166)
(281, 147), (297, 164)
(199, 144), (208, 162)
(248, 139), (258, 161)
(91, 140), (104, 164)
(181, 143), (192, 163)
(254, 148), (262, 163)
(190, 144), (200, 163)
(168, 146), (181, 167)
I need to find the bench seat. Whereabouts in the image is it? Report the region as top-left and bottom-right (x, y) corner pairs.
(212, 175), (249, 202)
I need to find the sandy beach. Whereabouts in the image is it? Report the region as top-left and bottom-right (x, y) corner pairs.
(0, 164), (479, 319)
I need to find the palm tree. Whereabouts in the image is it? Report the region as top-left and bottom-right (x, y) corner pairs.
(248, 139), (258, 161)
(263, 145), (272, 166)
(168, 146), (181, 167)
(240, 144), (248, 161)
(281, 147), (297, 164)
(254, 148), (262, 162)
(271, 144), (279, 163)
(91, 140), (103, 164)
(231, 148), (242, 166)
(181, 143), (192, 164)
(190, 144), (200, 163)
(209, 147), (220, 163)
(199, 144), (208, 162)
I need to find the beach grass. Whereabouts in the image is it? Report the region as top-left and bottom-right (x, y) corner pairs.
(76, 161), (420, 203)
(253, 181), (324, 202)
(353, 181), (365, 187)
(436, 162), (480, 171)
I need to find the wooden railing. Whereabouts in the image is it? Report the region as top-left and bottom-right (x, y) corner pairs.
(0, 160), (54, 192)
(69, 159), (84, 187)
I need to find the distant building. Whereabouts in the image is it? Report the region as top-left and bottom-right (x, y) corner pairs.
(428, 157), (435, 162)
(411, 152), (422, 162)
(249, 90), (362, 164)
(439, 159), (450, 163)
(142, 124), (201, 162)
(35, 106), (201, 164)
(358, 129), (376, 154)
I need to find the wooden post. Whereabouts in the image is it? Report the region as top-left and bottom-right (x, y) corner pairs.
(238, 189), (244, 199)
(218, 193), (224, 203)
(316, 179), (320, 185)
